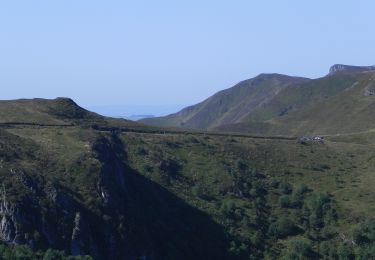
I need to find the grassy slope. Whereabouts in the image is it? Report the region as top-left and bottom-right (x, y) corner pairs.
(123, 130), (375, 218)
(1, 98), (375, 258)
(141, 74), (309, 129)
(271, 72), (375, 135)
(142, 69), (375, 137)
(0, 97), (140, 129)
(217, 71), (375, 135)
(0, 98), (96, 124)
(122, 130), (375, 258)
(4, 124), (375, 258)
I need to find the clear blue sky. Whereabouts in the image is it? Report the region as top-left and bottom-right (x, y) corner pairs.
(1, 1), (374, 114)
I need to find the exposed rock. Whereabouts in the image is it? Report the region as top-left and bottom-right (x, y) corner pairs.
(0, 132), (154, 259)
(93, 135), (127, 208)
(44, 183), (76, 214)
(13, 169), (36, 193)
(70, 212), (107, 259)
(364, 89), (375, 96)
(0, 187), (22, 244)
(364, 84), (375, 96)
(71, 212), (88, 255)
(329, 64), (375, 75)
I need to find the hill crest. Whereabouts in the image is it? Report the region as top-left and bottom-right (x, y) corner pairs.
(141, 64), (375, 135)
(141, 73), (309, 129)
(329, 64), (375, 75)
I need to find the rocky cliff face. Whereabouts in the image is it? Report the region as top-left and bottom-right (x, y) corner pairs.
(0, 131), (141, 259)
(0, 188), (22, 244)
(0, 175), (101, 257)
(0, 114), (235, 259)
(329, 64), (375, 75)
(70, 212), (98, 257)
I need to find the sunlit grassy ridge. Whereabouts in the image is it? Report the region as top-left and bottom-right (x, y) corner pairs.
(142, 68), (375, 138)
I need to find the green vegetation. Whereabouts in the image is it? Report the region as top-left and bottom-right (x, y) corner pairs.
(142, 67), (375, 137)
(141, 73), (308, 129)
(122, 129), (375, 259)
(0, 244), (91, 260)
(1, 96), (375, 259)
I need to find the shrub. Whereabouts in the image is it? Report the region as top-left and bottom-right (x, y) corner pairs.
(354, 244), (375, 259)
(235, 159), (248, 172)
(279, 195), (291, 208)
(302, 192), (336, 229)
(279, 181), (293, 195)
(337, 244), (354, 259)
(249, 181), (265, 197)
(282, 238), (313, 259)
(43, 249), (66, 260)
(229, 240), (248, 257)
(271, 179), (280, 188)
(353, 218), (375, 245)
(250, 231), (263, 247)
(268, 217), (298, 238)
(295, 183), (308, 195)
(192, 184), (204, 198)
(220, 200), (236, 218)
(13, 245), (34, 260)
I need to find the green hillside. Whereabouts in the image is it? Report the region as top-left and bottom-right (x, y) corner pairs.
(0, 98), (101, 124)
(141, 74), (309, 129)
(217, 71), (375, 135)
(142, 65), (375, 137)
(0, 97), (143, 130)
(0, 98), (375, 259)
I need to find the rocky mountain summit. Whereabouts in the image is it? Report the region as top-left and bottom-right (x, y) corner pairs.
(329, 64), (375, 75)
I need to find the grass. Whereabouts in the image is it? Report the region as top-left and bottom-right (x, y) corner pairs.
(1, 97), (375, 258)
(145, 70), (375, 139)
(117, 129), (375, 257)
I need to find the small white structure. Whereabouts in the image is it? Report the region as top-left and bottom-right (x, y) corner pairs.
(298, 136), (324, 144)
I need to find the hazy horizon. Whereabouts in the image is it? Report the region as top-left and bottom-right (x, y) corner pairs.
(87, 103), (189, 118)
(1, 1), (375, 110)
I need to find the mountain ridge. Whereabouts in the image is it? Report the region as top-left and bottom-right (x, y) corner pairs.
(141, 73), (309, 129)
(1, 97), (375, 258)
(0, 97), (141, 129)
(329, 64), (375, 75)
(141, 64), (375, 135)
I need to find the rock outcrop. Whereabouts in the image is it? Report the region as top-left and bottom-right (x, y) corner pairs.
(329, 64), (375, 75)
(0, 133), (131, 259)
(70, 212), (98, 257)
(0, 187), (21, 244)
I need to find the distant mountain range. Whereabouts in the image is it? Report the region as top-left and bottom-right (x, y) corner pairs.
(141, 64), (375, 136)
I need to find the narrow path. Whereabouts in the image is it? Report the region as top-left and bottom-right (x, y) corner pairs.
(4, 121), (375, 141)
(322, 128), (375, 138)
(0, 122), (74, 127)
(0, 122), (298, 141)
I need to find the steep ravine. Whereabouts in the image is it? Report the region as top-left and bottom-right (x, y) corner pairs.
(0, 130), (232, 259)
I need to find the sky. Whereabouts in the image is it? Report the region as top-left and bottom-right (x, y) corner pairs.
(1, 1), (375, 116)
